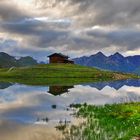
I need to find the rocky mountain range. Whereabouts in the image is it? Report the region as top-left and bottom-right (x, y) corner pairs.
(73, 52), (140, 75)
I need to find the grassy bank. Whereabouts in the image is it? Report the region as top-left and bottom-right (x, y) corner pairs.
(0, 64), (138, 85)
(61, 103), (140, 140)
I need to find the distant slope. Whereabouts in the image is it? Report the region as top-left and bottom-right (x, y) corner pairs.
(73, 52), (140, 75)
(17, 56), (38, 67)
(0, 52), (38, 68)
(0, 52), (17, 68)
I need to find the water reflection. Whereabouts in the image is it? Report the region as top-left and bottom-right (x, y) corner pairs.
(0, 79), (140, 125)
(83, 79), (140, 90)
(0, 82), (13, 89)
(48, 86), (74, 95)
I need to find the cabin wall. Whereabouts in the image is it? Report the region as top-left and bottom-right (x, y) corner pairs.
(50, 56), (65, 63)
(49, 55), (74, 64)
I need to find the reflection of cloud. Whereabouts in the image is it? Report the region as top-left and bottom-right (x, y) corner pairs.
(0, 84), (49, 110)
(0, 83), (140, 124)
(0, 120), (62, 140)
(66, 85), (140, 105)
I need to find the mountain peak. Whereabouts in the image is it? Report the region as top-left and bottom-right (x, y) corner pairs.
(0, 52), (10, 56)
(93, 52), (106, 57)
(0, 52), (15, 59)
(114, 52), (123, 57)
(109, 52), (124, 59)
(96, 52), (104, 55)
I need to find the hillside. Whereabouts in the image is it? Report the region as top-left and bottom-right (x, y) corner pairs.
(0, 52), (38, 68)
(0, 52), (17, 68)
(0, 64), (138, 85)
(73, 52), (140, 75)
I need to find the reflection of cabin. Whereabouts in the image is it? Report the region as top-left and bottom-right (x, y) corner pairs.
(48, 86), (74, 95)
(48, 53), (74, 64)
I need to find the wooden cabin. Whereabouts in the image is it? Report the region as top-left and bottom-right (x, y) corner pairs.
(48, 53), (74, 64)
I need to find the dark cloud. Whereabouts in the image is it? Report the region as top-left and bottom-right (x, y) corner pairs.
(86, 28), (140, 50)
(0, 18), (70, 47)
(35, 0), (140, 27)
(1, 20), (40, 35)
(0, 1), (29, 22)
(1, 19), (140, 57)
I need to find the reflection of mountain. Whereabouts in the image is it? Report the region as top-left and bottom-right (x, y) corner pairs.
(48, 86), (74, 95)
(0, 82), (13, 89)
(85, 79), (140, 90)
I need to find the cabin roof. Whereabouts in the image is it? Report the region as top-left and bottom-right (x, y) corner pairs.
(48, 53), (69, 58)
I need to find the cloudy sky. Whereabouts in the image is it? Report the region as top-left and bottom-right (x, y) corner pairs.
(0, 0), (140, 61)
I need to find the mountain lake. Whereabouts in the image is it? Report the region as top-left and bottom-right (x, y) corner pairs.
(0, 79), (140, 140)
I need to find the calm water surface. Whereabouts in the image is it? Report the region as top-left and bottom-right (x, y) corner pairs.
(0, 79), (140, 139)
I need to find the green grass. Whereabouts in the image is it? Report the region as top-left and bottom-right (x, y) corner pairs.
(0, 64), (138, 85)
(62, 103), (140, 140)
